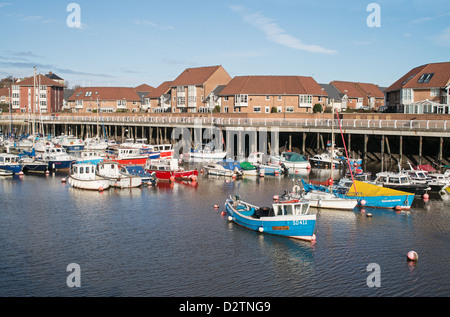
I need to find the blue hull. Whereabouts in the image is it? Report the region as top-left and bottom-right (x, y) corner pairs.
(349, 194), (414, 209)
(225, 200), (316, 241)
(22, 163), (48, 173)
(63, 145), (84, 152)
(48, 160), (76, 170)
(77, 158), (103, 165)
(0, 165), (22, 174)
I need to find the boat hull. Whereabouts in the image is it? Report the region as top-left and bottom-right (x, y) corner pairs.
(47, 160), (76, 170)
(0, 165), (22, 174)
(68, 176), (110, 190)
(225, 200), (316, 241)
(147, 169), (198, 181)
(22, 162), (48, 173)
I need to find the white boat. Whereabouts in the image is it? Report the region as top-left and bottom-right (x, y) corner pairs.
(248, 152), (288, 175)
(96, 161), (142, 188)
(0, 153), (23, 174)
(39, 147), (77, 170)
(270, 152), (311, 172)
(75, 150), (105, 165)
(309, 152), (344, 168)
(203, 163), (238, 177)
(84, 137), (108, 150)
(0, 169), (13, 176)
(189, 148), (227, 161)
(68, 163), (110, 191)
(302, 190), (357, 210)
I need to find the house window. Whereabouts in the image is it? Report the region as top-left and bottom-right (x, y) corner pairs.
(265, 95), (270, 101)
(265, 106), (270, 113)
(177, 97), (185, 106)
(401, 89), (413, 103)
(253, 106), (261, 113)
(299, 95), (312, 107)
(177, 86), (185, 93)
(85, 91), (92, 97)
(235, 94), (248, 107)
(286, 106), (294, 113)
(117, 100), (127, 107)
(224, 96), (229, 101)
(278, 96), (282, 101)
(417, 73), (434, 83)
(430, 88), (439, 97)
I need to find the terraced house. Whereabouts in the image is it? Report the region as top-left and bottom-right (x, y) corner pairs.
(217, 75), (327, 114)
(329, 80), (385, 111)
(169, 65), (232, 113)
(67, 87), (141, 113)
(384, 62), (450, 114)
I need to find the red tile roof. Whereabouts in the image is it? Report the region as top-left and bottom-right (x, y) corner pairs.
(68, 87), (140, 101)
(14, 74), (64, 87)
(135, 84), (154, 92)
(171, 65), (224, 86)
(219, 76), (327, 96)
(145, 81), (172, 99)
(386, 62), (450, 92)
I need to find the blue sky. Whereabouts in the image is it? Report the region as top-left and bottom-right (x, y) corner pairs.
(0, 0), (449, 88)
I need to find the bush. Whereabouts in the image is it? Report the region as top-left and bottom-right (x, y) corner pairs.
(313, 103), (323, 113)
(271, 107), (278, 113)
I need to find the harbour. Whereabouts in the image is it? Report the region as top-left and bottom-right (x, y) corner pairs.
(0, 161), (449, 297)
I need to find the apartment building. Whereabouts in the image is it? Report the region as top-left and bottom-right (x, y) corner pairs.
(143, 81), (172, 113)
(170, 65), (232, 113)
(329, 81), (385, 111)
(384, 62), (450, 113)
(67, 87), (141, 113)
(218, 75), (327, 114)
(10, 74), (65, 113)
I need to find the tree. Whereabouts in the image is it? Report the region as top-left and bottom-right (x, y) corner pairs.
(313, 103), (323, 113)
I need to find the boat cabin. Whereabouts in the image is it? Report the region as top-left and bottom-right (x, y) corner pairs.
(97, 161), (121, 177)
(71, 163), (97, 180)
(0, 153), (21, 164)
(273, 201), (310, 216)
(375, 173), (411, 185)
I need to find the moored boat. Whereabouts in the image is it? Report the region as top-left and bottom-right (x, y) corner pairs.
(144, 159), (198, 182)
(68, 163), (110, 191)
(225, 194), (316, 241)
(107, 147), (158, 165)
(96, 161), (142, 188)
(0, 153), (23, 174)
(270, 152), (311, 172)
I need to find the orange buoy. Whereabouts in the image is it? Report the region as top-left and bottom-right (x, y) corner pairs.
(214, 204), (219, 209)
(221, 211), (226, 216)
(423, 193), (429, 200)
(61, 178), (66, 183)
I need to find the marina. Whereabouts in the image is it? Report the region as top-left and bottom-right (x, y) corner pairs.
(0, 159), (449, 297)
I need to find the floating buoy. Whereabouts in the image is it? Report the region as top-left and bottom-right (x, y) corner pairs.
(169, 176), (175, 183)
(360, 208), (366, 213)
(232, 174), (236, 179)
(423, 193), (429, 200)
(221, 211), (226, 216)
(98, 187), (104, 192)
(258, 226), (264, 233)
(214, 204), (219, 209)
(407, 251), (418, 261)
(366, 213), (372, 217)
(273, 195), (279, 201)
(19, 171), (24, 175)
(359, 199), (366, 206)
(227, 215), (233, 221)
(395, 205), (402, 211)
(190, 175), (197, 182)
(61, 178), (66, 183)
(200, 169), (204, 174)
(45, 170), (50, 175)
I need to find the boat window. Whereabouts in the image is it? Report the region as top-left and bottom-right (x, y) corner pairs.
(378, 176), (387, 183)
(79, 167), (84, 174)
(73, 166), (78, 173)
(0, 157), (3, 163)
(86, 167), (90, 173)
(390, 177), (399, 184)
(400, 177), (409, 184)
(302, 204), (309, 215)
(273, 205), (281, 216)
(294, 204), (302, 215)
(284, 204), (293, 216)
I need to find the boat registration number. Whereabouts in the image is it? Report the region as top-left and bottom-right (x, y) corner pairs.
(272, 226), (289, 231)
(293, 220), (307, 225)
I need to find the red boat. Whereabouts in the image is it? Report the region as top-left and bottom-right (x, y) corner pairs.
(108, 147), (157, 165)
(144, 159), (198, 182)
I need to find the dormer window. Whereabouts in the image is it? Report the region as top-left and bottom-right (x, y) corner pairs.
(417, 73), (434, 83)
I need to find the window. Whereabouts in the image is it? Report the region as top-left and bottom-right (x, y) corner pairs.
(224, 96), (229, 101)
(253, 106), (261, 113)
(265, 95), (270, 101)
(278, 95), (282, 101)
(85, 91), (92, 97)
(286, 106), (294, 113)
(418, 73), (434, 83)
(177, 97), (185, 106)
(299, 95), (312, 105)
(265, 106), (270, 113)
(401, 89), (413, 102)
(431, 88), (439, 97)
(177, 86), (185, 93)
(234, 94), (248, 107)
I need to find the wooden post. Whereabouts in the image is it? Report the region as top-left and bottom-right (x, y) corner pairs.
(364, 134), (368, 163)
(381, 135), (385, 172)
(439, 137), (443, 166)
(302, 132), (306, 154)
(399, 136), (403, 168)
(419, 136), (422, 166)
(289, 134), (292, 151)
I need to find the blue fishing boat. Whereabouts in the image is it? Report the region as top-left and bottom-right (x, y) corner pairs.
(0, 153), (23, 174)
(123, 165), (156, 186)
(333, 179), (414, 210)
(39, 147), (77, 170)
(225, 195), (316, 241)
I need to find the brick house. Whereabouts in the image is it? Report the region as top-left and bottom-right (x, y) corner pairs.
(67, 87), (141, 113)
(330, 81), (385, 111)
(11, 74), (65, 113)
(143, 81), (172, 113)
(170, 65), (232, 113)
(217, 75), (327, 114)
(384, 62), (450, 113)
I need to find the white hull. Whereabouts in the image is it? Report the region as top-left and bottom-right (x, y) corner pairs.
(68, 176), (110, 190)
(303, 191), (357, 210)
(107, 176), (142, 188)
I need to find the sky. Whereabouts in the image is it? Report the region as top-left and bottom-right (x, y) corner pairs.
(0, 0), (449, 89)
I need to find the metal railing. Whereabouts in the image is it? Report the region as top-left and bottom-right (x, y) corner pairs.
(0, 115), (448, 131)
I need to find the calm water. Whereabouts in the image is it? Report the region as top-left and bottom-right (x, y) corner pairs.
(0, 165), (449, 297)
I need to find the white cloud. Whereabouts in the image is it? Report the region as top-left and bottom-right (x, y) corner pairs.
(433, 27), (450, 47)
(230, 5), (337, 54)
(134, 19), (174, 30)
